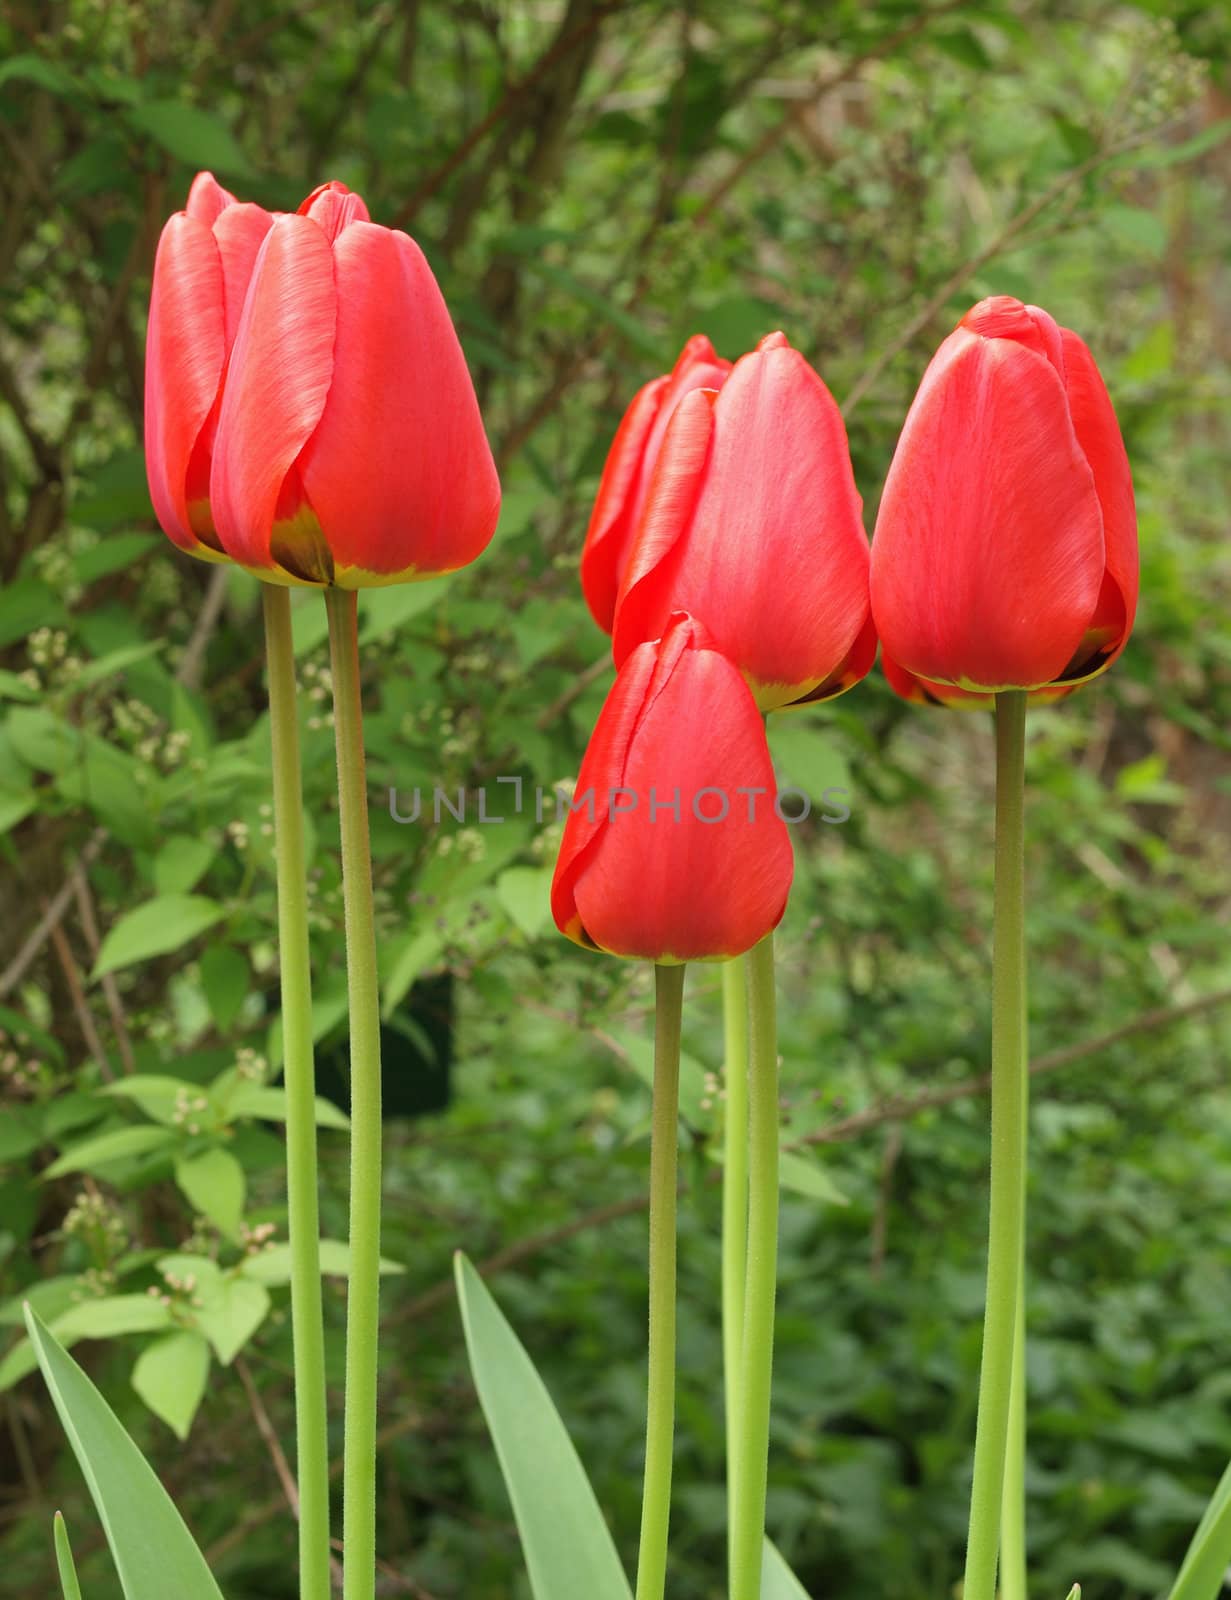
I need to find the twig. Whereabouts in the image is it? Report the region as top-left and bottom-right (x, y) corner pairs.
(236, 1356), (301, 1515)
(690, 0), (968, 231)
(72, 869), (136, 1074)
(45, 905), (113, 1083)
(0, 828), (108, 1002)
(235, 1357), (346, 1590)
(176, 564), (229, 692)
(391, 0), (626, 226)
(840, 122), (1167, 418)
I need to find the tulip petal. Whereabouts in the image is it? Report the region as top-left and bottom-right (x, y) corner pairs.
(298, 180), (371, 241)
(580, 375), (669, 632)
(1058, 327), (1138, 677)
(616, 340), (870, 708)
(871, 327), (1105, 691)
(211, 202), (274, 345)
(612, 386), (717, 665)
(184, 171), (236, 225)
(144, 213), (227, 552)
(553, 615), (794, 962)
(298, 223), (500, 582)
(210, 215), (337, 575)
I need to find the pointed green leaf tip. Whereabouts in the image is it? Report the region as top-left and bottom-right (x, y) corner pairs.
(453, 1251), (632, 1600)
(1168, 1455), (1231, 1600)
(1064, 1587), (1081, 1600)
(54, 1512), (83, 1600)
(24, 1305), (224, 1600)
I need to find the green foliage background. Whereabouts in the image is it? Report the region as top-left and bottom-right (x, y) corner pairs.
(2, 1), (1231, 1596)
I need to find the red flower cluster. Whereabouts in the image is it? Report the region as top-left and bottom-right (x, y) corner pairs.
(145, 174), (499, 588)
(554, 300), (1137, 960)
(556, 333), (873, 962)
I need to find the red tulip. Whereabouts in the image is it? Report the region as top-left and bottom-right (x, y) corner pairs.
(581, 335), (731, 633)
(551, 614), (793, 963)
(145, 172), (274, 560)
(211, 181), (500, 588)
(612, 332), (875, 711)
(870, 296), (1137, 695)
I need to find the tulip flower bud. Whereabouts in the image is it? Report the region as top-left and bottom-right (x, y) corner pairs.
(551, 613), (794, 963)
(581, 334), (731, 633)
(612, 332), (875, 712)
(870, 296), (1137, 696)
(144, 172), (274, 560)
(211, 181), (500, 588)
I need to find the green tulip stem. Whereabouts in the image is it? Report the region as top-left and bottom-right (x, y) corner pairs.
(721, 954), (749, 1576)
(326, 587), (384, 1600)
(729, 932), (780, 1600)
(635, 961), (686, 1600)
(999, 1240), (1028, 1600)
(963, 689), (1029, 1600)
(262, 584), (332, 1600)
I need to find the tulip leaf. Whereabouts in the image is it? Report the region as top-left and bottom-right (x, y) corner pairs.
(92, 894), (228, 979)
(24, 1307), (225, 1600)
(1167, 1456), (1231, 1600)
(54, 1511), (84, 1600)
(454, 1252), (632, 1600)
(762, 1539), (812, 1598)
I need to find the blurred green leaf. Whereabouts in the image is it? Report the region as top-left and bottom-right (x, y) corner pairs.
(92, 895), (227, 979)
(778, 1150), (851, 1208)
(194, 1276), (270, 1365)
(225, 1082), (350, 1131)
(44, 1125), (178, 1179)
(174, 1148), (246, 1239)
(123, 101), (249, 174)
(240, 1238), (406, 1285)
(131, 1330), (211, 1440)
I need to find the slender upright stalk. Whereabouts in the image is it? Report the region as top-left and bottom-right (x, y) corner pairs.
(326, 587), (384, 1600)
(720, 954), (749, 1577)
(262, 584), (332, 1600)
(635, 962), (686, 1600)
(999, 1252), (1028, 1600)
(962, 689), (1029, 1600)
(729, 933), (780, 1600)
(1000, 959), (1031, 1600)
